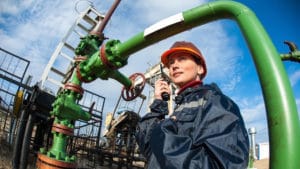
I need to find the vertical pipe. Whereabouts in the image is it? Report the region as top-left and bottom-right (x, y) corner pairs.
(20, 114), (36, 169)
(219, 4), (299, 168)
(90, 0), (121, 36)
(12, 109), (30, 169)
(248, 127), (257, 168)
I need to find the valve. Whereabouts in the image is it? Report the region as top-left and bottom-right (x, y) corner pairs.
(121, 73), (146, 101)
(284, 41), (298, 52)
(281, 41), (300, 63)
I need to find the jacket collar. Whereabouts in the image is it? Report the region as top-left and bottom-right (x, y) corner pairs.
(175, 80), (202, 105)
(177, 80), (202, 95)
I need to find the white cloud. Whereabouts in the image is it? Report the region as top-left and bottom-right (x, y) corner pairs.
(237, 95), (269, 142)
(132, 0), (205, 24)
(0, 0), (246, 118)
(290, 70), (300, 86)
(0, 0), (34, 15)
(238, 95), (300, 143)
(241, 101), (266, 124)
(0, 0), (78, 83)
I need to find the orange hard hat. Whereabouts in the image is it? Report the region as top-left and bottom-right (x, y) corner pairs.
(161, 41), (207, 79)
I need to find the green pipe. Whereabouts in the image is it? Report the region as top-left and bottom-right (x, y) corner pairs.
(113, 1), (300, 168)
(109, 70), (132, 87)
(48, 133), (68, 160)
(76, 43), (132, 87)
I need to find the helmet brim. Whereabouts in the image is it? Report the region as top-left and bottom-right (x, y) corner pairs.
(161, 47), (207, 79)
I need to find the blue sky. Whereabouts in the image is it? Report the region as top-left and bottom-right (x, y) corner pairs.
(0, 0), (299, 143)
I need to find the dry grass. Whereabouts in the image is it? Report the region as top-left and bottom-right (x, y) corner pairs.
(0, 133), (13, 169)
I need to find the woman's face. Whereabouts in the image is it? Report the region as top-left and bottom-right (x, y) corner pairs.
(168, 53), (204, 88)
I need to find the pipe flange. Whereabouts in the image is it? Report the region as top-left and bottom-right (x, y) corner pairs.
(100, 44), (118, 69)
(64, 82), (84, 96)
(75, 64), (94, 83)
(37, 153), (77, 169)
(74, 55), (87, 64)
(52, 123), (74, 136)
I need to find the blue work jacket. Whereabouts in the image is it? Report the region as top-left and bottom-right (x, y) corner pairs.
(136, 83), (249, 169)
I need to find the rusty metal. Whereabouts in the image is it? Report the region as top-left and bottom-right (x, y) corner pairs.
(100, 44), (118, 69)
(121, 73), (146, 101)
(36, 153), (77, 169)
(74, 56), (87, 63)
(52, 123), (74, 136)
(90, 0), (121, 37)
(64, 83), (84, 96)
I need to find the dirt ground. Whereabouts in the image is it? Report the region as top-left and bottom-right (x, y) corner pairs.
(0, 133), (14, 169)
(253, 158), (269, 169)
(0, 131), (36, 169)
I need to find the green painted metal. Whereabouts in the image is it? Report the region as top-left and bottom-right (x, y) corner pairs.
(281, 51), (300, 62)
(39, 117), (76, 162)
(105, 1), (299, 168)
(248, 151), (255, 168)
(37, 1), (131, 166)
(51, 92), (91, 121)
(40, 21), (132, 165)
(75, 34), (102, 57)
(76, 39), (132, 87)
(42, 87), (90, 162)
(38, 36), (102, 164)
(45, 119), (76, 162)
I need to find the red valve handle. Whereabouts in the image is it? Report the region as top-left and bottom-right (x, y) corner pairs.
(121, 73), (146, 101)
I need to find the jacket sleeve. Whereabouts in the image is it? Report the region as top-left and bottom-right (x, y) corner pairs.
(135, 99), (168, 159)
(191, 91), (249, 169)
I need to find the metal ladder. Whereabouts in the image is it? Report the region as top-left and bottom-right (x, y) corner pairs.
(39, 5), (104, 94)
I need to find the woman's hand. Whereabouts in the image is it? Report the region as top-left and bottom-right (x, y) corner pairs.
(154, 78), (170, 100)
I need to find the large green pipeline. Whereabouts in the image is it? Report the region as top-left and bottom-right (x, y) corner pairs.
(112, 1), (300, 168)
